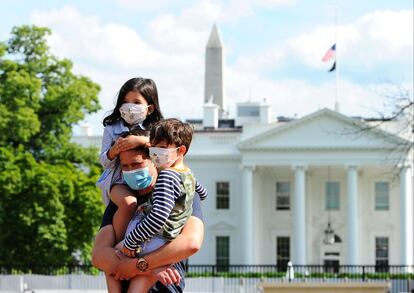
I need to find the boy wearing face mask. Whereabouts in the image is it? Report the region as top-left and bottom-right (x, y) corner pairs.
(115, 118), (207, 292)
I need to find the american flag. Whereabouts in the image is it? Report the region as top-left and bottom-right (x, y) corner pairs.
(322, 44), (336, 62)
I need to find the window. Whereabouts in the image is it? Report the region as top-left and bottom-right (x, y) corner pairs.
(276, 237), (290, 271)
(324, 260), (340, 273)
(276, 182), (290, 210)
(375, 237), (389, 272)
(375, 182), (389, 210)
(216, 236), (230, 272)
(237, 105), (260, 117)
(216, 182), (229, 209)
(325, 182), (340, 210)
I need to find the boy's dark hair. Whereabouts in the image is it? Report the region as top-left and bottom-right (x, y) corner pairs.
(150, 118), (193, 155)
(103, 77), (163, 129)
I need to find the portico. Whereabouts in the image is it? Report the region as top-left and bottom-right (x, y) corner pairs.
(236, 109), (413, 266)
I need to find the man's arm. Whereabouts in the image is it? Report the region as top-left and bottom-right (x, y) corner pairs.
(112, 215), (204, 280)
(91, 225), (119, 273)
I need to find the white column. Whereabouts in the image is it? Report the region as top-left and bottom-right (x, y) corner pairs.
(400, 164), (413, 266)
(346, 165), (359, 265)
(293, 165), (306, 265)
(242, 165), (255, 264)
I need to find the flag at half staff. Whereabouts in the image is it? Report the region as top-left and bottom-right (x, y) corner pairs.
(322, 44), (336, 62)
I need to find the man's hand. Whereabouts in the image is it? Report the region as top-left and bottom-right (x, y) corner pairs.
(151, 265), (181, 286)
(112, 250), (144, 281)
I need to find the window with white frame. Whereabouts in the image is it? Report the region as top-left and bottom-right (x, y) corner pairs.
(276, 236), (290, 271)
(276, 182), (290, 210)
(325, 181), (340, 210)
(216, 182), (229, 209)
(216, 236), (230, 271)
(375, 237), (389, 272)
(375, 182), (389, 211)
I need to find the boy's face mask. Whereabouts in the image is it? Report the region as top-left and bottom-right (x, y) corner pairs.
(119, 103), (149, 125)
(122, 166), (153, 190)
(149, 147), (179, 169)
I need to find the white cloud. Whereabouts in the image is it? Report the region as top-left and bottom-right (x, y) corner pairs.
(28, 4), (411, 136)
(288, 9), (413, 68)
(31, 6), (161, 69)
(224, 66), (397, 120)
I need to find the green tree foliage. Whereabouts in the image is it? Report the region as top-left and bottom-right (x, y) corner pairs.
(0, 25), (103, 270)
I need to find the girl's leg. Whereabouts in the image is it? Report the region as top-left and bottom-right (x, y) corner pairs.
(111, 184), (137, 242)
(105, 272), (122, 293)
(127, 275), (157, 293)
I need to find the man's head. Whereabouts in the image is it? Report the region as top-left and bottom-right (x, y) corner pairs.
(119, 146), (157, 195)
(149, 118), (193, 170)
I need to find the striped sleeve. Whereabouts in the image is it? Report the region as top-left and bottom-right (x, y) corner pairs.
(124, 170), (181, 250)
(195, 181), (208, 201)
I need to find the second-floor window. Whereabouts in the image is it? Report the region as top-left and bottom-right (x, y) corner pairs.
(216, 182), (229, 209)
(375, 182), (389, 211)
(325, 181), (340, 210)
(276, 182), (290, 210)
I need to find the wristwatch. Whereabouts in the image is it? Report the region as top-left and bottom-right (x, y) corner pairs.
(136, 257), (149, 272)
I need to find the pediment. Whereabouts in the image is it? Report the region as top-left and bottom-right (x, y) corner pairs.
(238, 108), (407, 150)
(209, 221), (236, 230)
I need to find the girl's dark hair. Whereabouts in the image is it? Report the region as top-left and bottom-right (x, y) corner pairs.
(103, 77), (163, 128)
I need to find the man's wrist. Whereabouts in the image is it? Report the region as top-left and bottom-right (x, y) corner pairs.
(136, 257), (149, 272)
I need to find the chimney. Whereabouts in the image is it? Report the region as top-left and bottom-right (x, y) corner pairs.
(80, 123), (92, 136)
(203, 98), (219, 129)
(334, 101), (340, 112)
(260, 99), (272, 124)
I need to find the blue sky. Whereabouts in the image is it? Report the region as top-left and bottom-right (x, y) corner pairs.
(1, 0), (413, 135)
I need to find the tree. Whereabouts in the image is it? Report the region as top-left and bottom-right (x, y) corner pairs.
(0, 25), (103, 270)
(354, 84), (413, 167)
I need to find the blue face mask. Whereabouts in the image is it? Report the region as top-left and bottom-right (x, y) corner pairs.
(122, 167), (153, 190)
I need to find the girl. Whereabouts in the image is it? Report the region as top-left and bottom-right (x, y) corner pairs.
(96, 77), (163, 242)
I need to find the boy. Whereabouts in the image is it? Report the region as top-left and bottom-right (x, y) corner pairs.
(117, 118), (207, 292)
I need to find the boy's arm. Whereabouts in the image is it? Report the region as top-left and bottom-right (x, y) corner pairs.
(123, 170), (177, 251)
(195, 181), (208, 200)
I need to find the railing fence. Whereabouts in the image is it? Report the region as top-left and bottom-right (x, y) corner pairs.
(0, 265), (413, 293)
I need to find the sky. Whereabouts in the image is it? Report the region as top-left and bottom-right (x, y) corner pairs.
(1, 0), (413, 135)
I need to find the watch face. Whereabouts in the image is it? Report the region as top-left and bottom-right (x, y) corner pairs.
(137, 258), (148, 272)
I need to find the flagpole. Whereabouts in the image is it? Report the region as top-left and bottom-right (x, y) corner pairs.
(334, 2), (340, 111)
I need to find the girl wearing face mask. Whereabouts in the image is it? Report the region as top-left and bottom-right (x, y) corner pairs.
(96, 77), (163, 242)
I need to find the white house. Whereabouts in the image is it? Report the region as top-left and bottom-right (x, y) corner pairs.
(186, 105), (413, 268)
(73, 25), (413, 268)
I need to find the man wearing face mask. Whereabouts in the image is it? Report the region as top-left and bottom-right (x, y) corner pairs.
(92, 145), (205, 292)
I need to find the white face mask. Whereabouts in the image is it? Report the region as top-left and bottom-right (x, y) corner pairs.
(119, 103), (149, 125)
(149, 147), (179, 169)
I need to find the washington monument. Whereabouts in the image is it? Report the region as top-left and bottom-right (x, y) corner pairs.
(204, 24), (226, 117)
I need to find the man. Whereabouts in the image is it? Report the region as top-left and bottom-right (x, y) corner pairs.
(92, 146), (204, 292)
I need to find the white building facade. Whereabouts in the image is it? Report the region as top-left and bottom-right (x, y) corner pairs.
(186, 108), (413, 267)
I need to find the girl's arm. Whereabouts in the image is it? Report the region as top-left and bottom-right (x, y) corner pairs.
(100, 126), (119, 169)
(116, 135), (150, 151)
